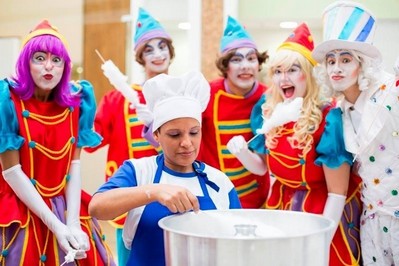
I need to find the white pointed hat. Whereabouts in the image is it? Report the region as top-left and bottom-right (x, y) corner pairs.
(312, 1), (381, 63)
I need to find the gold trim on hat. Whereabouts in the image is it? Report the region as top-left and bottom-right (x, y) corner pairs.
(21, 28), (69, 50)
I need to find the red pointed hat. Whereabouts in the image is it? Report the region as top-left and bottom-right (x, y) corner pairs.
(278, 23), (317, 66)
(21, 19), (68, 49)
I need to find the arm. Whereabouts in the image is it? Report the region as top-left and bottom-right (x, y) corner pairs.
(0, 150), (80, 254)
(227, 135), (268, 176)
(89, 184), (200, 220)
(65, 148), (89, 258)
(322, 161), (350, 242)
(88, 161), (199, 220)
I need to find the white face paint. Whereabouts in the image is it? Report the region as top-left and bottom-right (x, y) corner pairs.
(30, 52), (64, 91)
(226, 47), (259, 94)
(326, 50), (360, 92)
(272, 63), (307, 101)
(142, 38), (171, 76)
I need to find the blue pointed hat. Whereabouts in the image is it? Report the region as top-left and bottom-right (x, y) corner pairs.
(220, 16), (257, 54)
(134, 7), (171, 51)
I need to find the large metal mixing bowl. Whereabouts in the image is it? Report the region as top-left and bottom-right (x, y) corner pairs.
(158, 209), (334, 266)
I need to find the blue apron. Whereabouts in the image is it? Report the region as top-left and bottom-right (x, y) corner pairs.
(126, 155), (219, 266)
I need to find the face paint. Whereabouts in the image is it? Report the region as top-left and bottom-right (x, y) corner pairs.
(142, 38), (171, 75)
(326, 50), (360, 92)
(30, 52), (64, 91)
(226, 47), (259, 93)
(272, 63), (307, 100)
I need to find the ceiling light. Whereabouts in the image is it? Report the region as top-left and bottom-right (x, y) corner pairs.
(178, 22), (191, 30)
(279, 21), (298, 29)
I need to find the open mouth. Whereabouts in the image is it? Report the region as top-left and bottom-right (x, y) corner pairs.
(282, 86), (295, 98)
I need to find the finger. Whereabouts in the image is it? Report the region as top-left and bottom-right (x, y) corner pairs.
(165, 202), (178, 213)
(58, 238), (74, 254)
(66, 235), (80, 250)
(75, 251), (87, 260)
(174, 198), (188, 213)
(186, 192), (200, 213)
(76, 234), (90, 251)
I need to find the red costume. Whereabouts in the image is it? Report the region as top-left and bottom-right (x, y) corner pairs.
(198, 78), (269, 208)
(265, 106), (362, 266)
(0, 80), (114, 265)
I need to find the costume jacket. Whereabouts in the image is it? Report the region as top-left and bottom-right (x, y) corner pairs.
(198, 78), (269, 208)
(0, 79), (115, 266)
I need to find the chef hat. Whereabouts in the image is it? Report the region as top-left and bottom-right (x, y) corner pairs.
(134, 7), (171, 51)
(143, 71), (210, 132)
(21, 19), (69, 49)
(220, 16), (257, 54)
(312, 0), (381, 62)
(278, 23), (317, 66)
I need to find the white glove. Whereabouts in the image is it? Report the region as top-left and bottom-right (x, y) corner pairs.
(65, 160), (89, 258)
(323, 193), (346, 243)
(227, 135), (267, 176)
(256, 97), (303, 134)
(101, 60), (140, 107)
(135, 103), (153, 127)
(3, 164), (80, 254)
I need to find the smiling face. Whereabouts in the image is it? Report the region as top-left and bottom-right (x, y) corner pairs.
(154, 117), (201, 173)
(226, 47), (260, 95)
(30, 51), (65, 93)
(326, 50), (361, 92)
(272, 62), (307, 101)
(142, 38), (171, 78)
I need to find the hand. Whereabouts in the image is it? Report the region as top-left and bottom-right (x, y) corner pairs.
(146, 184), (200, 213)
(257, 97), (303, 134)
(135, 103), (153, 127)
(227, 136), (267, 176)
(3, 164), (81, 254)
(68, 223), (90, 252)
(62, 248), (87, 265)
(227, 135), (248, 155)
(65, 160), (89, 252)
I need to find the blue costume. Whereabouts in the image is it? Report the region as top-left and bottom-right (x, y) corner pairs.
(96, 154), (241, 266)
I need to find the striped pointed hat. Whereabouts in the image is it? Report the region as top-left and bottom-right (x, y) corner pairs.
(312, 1), (381, 62)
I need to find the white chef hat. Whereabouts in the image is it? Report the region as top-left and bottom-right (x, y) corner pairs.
(143, 70), (210, 132)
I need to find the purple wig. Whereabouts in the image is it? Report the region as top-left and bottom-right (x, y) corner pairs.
(11, 35), (79, 107)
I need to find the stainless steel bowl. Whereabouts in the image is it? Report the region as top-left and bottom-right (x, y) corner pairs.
(158, 209), (334, 266)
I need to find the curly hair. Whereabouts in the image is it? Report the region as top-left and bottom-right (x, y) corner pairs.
(314, 49), (382, 99)
(215, 48), (269, 78)
(11, 35), (79, 107)
(262, 49), (326, 156)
